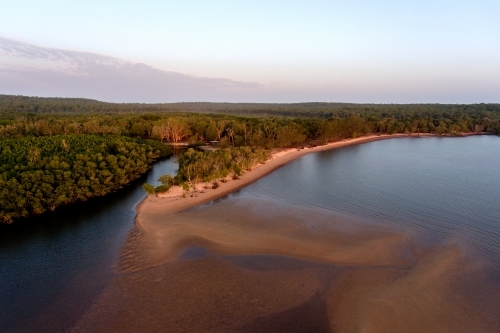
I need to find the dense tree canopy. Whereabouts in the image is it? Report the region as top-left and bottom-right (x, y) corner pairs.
(1, 111), (497, 148)
(1, 95), (499, 143)
(2, 95), (500, 122)
(142, 147), (270, 196)
(0, 135), (171, 223)
(177, 147), (270, 184)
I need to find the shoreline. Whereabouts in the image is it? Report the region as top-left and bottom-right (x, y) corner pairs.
(135, 132), (488, 225)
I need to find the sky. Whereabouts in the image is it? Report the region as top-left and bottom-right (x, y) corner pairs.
(0, 0), (499, 103)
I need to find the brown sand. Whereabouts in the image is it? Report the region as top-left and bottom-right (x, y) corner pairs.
(72, 133), (500, 332)
(328, 245), (500, 333)
(120, 201), (415, 273)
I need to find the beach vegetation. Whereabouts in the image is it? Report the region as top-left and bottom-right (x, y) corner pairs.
(142, 147), (270, 195)
(142, 183), (156, 196)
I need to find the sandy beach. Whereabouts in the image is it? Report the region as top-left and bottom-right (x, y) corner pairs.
(138, 134), (426, 220)
(138, 132), (489, 220)
(71, 132), (500, 333)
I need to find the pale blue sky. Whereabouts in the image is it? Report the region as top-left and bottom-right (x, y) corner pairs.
(1, 0), (499, 102)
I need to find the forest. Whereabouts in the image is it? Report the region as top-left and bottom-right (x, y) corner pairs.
(1, 109), (498, 146)
(1, 94), (500, 223)
(2, 94), (500, 120)
(0, 135), (171, 223)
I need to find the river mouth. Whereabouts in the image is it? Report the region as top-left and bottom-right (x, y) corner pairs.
(73, 136), (500, 332)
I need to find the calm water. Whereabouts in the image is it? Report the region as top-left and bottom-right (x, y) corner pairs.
(0, 156), (178, 333)
(236, 136), (500, 272)
(1, 136), (500, 332)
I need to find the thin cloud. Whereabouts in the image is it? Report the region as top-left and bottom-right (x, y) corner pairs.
(0, 37), (262, 102)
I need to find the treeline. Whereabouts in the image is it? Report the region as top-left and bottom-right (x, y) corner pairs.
(2, 94), (500, 120)
(143, 147), (270, 196)
(1, 112), (499, 148)
(178, 147), (269, 183)
(0, 135), (171, 223)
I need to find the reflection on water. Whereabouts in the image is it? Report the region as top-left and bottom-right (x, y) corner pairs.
(0, 156), (178, 333)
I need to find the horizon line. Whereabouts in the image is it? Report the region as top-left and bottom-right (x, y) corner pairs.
(1, 94), (499, 106)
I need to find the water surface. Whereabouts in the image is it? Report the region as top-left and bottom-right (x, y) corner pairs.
(0, 156), (178, 333)
(2, 136), (500, 332)
(233, 136), (500, 273)
(73, 136), (500, 333)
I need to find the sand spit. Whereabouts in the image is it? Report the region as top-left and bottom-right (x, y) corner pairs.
(138, 132), (488, 219)
(71, 132), (499, 333)
(139, 134), (408, 218)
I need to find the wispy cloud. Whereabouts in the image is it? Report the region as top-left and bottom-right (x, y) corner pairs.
(0, 37), (261, 102)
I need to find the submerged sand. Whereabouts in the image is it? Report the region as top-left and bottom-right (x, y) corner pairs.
(72, 134), (500, 333)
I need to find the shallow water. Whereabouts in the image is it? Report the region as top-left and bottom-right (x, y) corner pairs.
(0, 156), (178, 333)
(125, 135), (498, 332)
(233, 136), (500, 275)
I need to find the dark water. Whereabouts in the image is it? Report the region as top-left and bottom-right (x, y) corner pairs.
(235, 136), (500, 273)
(0, 156), (178, 333)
